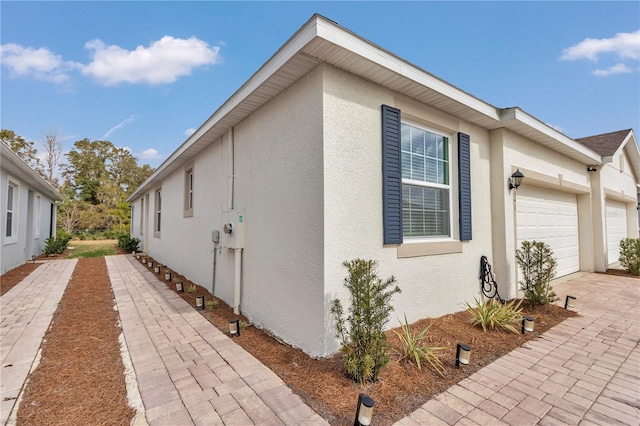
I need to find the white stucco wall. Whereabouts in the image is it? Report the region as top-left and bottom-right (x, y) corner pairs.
(1, 171), (56, 273)
(321, 66), (494, 354)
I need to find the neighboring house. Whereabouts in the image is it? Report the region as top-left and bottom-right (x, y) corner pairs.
(1, 142), (63, 274)
(127, 15), (639, 357)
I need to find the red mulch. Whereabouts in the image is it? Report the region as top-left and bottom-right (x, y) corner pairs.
(15, 257), (135, 426)
(0, 262), (40, 296)
(137, 254), (579, 425)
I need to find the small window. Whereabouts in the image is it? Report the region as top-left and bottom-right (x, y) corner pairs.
(184, 167), (194, 217)
(401, 123), (451, 238)
(5, 181), (18, 242)
(154, 188), (162, 237)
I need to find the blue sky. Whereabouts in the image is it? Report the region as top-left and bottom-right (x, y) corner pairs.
(1, 1), (639, 168)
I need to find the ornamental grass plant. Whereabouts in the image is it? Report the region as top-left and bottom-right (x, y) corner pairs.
(466, 297), (523, 334)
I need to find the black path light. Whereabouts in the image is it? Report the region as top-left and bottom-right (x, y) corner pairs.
(196, 295), (205, 310)
(455, 343), (471, 368)
(353, 393), (374, 426)
(176, 281), (184, 292)
(522, 316), (535, 334)
(564, 295), (577, 309)
(229, 319), (240, 337)
(508, 169), (524, 191)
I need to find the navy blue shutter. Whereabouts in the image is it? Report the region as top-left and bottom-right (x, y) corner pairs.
(458, 132), (472, 241)
(382, 105), (403, 244)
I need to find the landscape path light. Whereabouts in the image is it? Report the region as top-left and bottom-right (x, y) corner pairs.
(196, 295), (205, 310)
(353, 393), (374, 426)
(522, 316), (535, 334)
(564, 295), (577, 309)
(229, 319), (240, 337)
(176, 281), (184, 292)
(456, 343), (471, 368)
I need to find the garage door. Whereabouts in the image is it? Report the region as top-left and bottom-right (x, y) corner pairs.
(516, 187), (580, 277)
(606, 200), (628, 266)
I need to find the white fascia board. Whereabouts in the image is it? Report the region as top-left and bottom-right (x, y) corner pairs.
(621, 131), (640, 180)
(1, 143), (63, 201)
(315, 17), (500, 122)
(501, 108), (601, 164)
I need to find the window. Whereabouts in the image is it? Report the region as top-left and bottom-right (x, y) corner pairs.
(154, 189), (162, 237)
(140, 198), (144, 235)
(401, 123), (451, 238)
(184, 166), (194, 217)
(34, 195), (41, 238)
(5, 181), (18, 241)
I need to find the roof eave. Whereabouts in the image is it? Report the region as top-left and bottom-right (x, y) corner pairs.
(1, 143), (64, 202)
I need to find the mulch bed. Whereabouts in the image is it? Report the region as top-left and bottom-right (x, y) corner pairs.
(0, 262), (40, 296)
(137, 254), (579, 425)
(15, 257), (135, 425)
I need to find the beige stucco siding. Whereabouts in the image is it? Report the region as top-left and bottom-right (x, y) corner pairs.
(321, 65), (494, 354)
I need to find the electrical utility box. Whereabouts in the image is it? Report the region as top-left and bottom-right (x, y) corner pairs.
(222, 210), (245, 249)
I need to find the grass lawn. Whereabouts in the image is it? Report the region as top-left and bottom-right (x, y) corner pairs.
(65, 240), (118, 259)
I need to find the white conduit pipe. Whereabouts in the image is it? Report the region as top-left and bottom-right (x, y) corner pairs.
(234, 248), (242, 314)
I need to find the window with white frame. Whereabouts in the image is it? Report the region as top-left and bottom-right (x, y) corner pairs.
(34, 195), (41, 238)
(154, 189), (162, 237)
(401, 123), (451, 238)
(140, 198), (144, 235)
(184, 167), (194, 217)
(5, 181), (18, 241)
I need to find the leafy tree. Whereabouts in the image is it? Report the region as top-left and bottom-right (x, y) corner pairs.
(516, 240), (558, 305)
(1, 129), (45, 176)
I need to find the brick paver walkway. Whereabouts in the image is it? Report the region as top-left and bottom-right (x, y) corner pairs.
(0, 259), (77, 425)
(106, 255), (327, 426)
(395, 272), (640, 426)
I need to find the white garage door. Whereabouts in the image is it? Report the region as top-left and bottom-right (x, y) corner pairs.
(516, 187), (580, 277)
(606, 200), (628, 266)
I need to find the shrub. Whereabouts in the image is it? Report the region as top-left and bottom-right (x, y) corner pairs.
(186, 284), (197, 294)
(117, 234), (140, 252)
(619, 238), (640, 275)
(393, 314), (445, 376)
(43, 235), (71, 256)
(330, 259), (401, 385)
(516, 240), (558, 305)
(205, 299), (218, 310)
(466, 297), (522, 334)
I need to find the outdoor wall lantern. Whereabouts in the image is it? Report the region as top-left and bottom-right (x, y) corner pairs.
(176, 281), (184, 292)
(564, 295), (577, 309)
(196, 295), (205, 309)
(353, 393), (374, 426)
(522, 316), (535, 334)
(229, 319), (240, 337)
(455, 343), (471, 368)
(508, 169), (524, 191)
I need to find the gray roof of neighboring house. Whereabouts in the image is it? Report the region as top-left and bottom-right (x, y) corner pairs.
(575, 129), (634, 157)
(1, 142), (64, 202)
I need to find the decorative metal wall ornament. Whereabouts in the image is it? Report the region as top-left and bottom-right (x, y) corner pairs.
(480, 256), (504, 303)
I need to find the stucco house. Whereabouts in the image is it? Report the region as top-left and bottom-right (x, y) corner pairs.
(1, 142), (63, 273)
(127, 15), (639, 357)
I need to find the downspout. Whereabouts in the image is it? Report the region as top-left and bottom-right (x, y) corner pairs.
(229, 127), (243, 315)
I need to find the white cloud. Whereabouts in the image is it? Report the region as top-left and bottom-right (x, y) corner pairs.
(0, 43), (77, 83)
(139, 148), (162, 160)
(561, 30), (640, 61)
(592, 63), (633, 77)
(82, 36), (221, 85)
(184, 128), (196, 136)
(103, 115), (137, 139)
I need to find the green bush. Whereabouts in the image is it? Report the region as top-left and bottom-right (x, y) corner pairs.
(117, 234), (140, 252)
(330, 259), (401, 385)
(516, 240), (558, 305)
(43, 235), (71, 256)
(619, 238), (640, 275)
(393, 314), (445, 376)
(466, 298), (523, 334)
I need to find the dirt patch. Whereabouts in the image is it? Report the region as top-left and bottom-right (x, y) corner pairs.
(0, 262), (40, 296)
(16, 257), (135, 425)
(140, 255), (577, 425)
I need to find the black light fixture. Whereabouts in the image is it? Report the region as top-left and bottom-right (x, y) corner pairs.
(455, 343), (471, 368)
(508, 169), (524, 191)
(354, 393), (374, 426)
(176, 281), (184, 292)
(564, 295), (576, 309)
(522, 316), (535, 334)
(196, 295), (205, 309)
(165, 271), (172, 281)
(587, 166), (597, 172)
(154, 265), (160, 274)
(229, 319), (240, 337)
(148, 260), (153, 268)
(31, 255), (36, 263)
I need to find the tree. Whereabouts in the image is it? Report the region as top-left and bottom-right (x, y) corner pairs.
(1, 129), (45, 175)
(42, 131), (63, 188)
